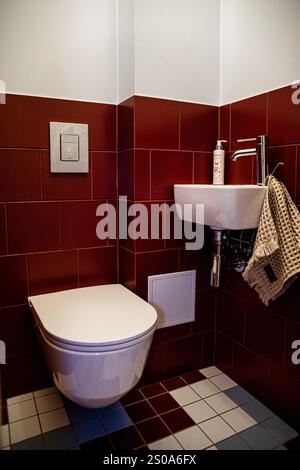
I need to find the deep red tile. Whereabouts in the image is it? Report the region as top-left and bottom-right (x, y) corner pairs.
(0, 204), (7, 255)
(161, 408), (195, 433)
(283, 321), (300, 381)
(180, 102), (218, 151)
(73, 101), (116, 151)
(269, 146), (296, 201)
(0, 255), (27, 307)
(269, 277), (300, 323)
(7, 202), (60, 254)
(202, 330), (215, 368)
(78, 246), (117, 287)
(219, 104), (231, 149)
(60, 200), (107, 249)
(118, 150), (134, 200)
(232, 343), (269, 403)
(225, 151), (254, 185)
(269, 85), (300, 146)
(92, 152), (117, 199)
(136, 416), (170, 444)
(151, 150), (193, 200)
(110, 426), (144, 450)
(28, 250), (78, 296)
(192, 289), (215, 334)
(119, 247), (135, 291)
(3, 352), (52, 398)
(162, 376), (186, 391)
(220, 264), (263, 309)
(194, 152), (213, 184)
(21, 95), (75, 148)
(163, 334), (203, 379)
(135, 150), (151, 200)
(154, 323), (191, 343)
(245, 304), (285, 366)
(140, 340), (165, 386)
(121, 388), (145, 406)
(215, 331), (233, 376)
(0, 305), (36, 356)
(140, 383), (166, 399)
(0, 149), (41, 202)
(216, 291), (246, 344)
(231, 93), (267, 151)
(179, 248), (211, 290)
(125, 400), (156, 423)
(135, 249), (178, 300)
(148, 393), (179, 414)
(134, 201), (165, 253)
(181, 370), (206, 384)
(0, 405), (8, 425)
(0, 94), (21, 147)
(267, 364), (300, 431)
(118, 97), (134, 151)
(135, 97), (179, 149)
(41, 150), (91, 200)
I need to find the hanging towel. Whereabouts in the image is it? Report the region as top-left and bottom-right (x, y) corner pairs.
(243, 175), (300, 306)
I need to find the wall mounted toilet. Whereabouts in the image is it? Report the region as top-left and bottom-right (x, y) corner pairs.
(28, 284), (157, 408)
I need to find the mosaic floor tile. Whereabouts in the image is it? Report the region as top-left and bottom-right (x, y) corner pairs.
(162, 376), (186, 391)
(217, 435), (251, 450)
(72, 417), (106, 444)
(0, 424), (10, 448)
(63, 399), (99, 423)
(222, 408), (256, 433)
(100, 407), (132, 433)
(170, 386), (200, 406)
(136, 417), (169, 444)
(190, 379), (219, 398)
(140, 383), (166, 398)
(43, 426), (77, 450)
(199, 416), (235, 443)
(35, 393), (64, 414)
(224, 386), (255, 406)
(241, 400), (274, 423)
(121, 389), (145, 406)
(209, 374), (237, 391)
(261, 416), (298, 443)
(109, 426), (144, 450)
(125, 400), (156, 423)
(200, 366), (222, 378)
(148, 393), (179, 414)
(149, 435), (182, 450)
(8, 399), (37, 423)
(7, 393), (33, 406)
(175, 425), (212, 450)
(183, 400), (216, 424)
(9, 416), (41, 444)
(160, 408), (195, 433)
(33, 387), (57, 399)
(80, 435), (113, 451)
(39, 407), (70, 433)
(205, 392), (237, 414)
(181, 371), (206, 384)
(11, 435), (45, 450)
(239, 425), (279, 450)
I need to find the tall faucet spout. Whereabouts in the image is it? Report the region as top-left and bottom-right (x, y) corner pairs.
(230, 135), (269, 185)
(231, 148), (256, 161)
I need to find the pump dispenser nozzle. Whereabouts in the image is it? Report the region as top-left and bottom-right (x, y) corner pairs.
(216, 140), (227, 150)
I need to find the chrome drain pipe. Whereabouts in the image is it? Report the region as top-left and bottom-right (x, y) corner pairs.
(211, 230), (222, 288)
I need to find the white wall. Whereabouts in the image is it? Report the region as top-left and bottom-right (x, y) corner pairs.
(117, 0), (135, 102)
(220, 0), (300, 104)
(0, 0), (117, 103)
(134, 0), (220, 105)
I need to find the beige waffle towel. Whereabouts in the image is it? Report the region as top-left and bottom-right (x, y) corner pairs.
(243, 175), (300, 306)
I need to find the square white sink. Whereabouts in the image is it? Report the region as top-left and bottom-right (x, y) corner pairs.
(174, 184), (267, 230)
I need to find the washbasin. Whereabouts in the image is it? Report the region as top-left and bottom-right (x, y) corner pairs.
(174, 184), (267, 230)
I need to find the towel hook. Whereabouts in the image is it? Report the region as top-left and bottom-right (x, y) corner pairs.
(270, 162), (284, 178)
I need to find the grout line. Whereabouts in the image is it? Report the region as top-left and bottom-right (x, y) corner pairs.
(178, 103), (181, 150)
(4, 203), (9, 254)
(58, 202), (62, 250)
(25, 254), (30, 297)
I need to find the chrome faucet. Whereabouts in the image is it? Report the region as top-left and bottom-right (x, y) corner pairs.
(231, 135), (269, 185)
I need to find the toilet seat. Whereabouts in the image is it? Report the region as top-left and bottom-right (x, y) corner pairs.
(29, 284), (157, 353)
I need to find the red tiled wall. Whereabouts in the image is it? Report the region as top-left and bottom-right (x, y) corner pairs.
(218, 85), (300, 430)
(118, 96), (218, 384)
(0, 95), (118, 397)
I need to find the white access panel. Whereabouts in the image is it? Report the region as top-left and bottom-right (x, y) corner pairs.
(148, 270), (196, 329)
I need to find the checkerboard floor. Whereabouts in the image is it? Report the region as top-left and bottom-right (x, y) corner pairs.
(0, 366), (299, 451)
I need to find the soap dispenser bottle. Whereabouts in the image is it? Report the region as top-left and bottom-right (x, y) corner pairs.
(213, 140), (227, 185)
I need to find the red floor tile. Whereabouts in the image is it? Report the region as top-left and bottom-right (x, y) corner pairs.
(160, 408), (195, 433)
(125, 401), (156, 423)
(181, 370), (206, 384)
(110, 426), (144, 450)
(140, 383), (166, 399)
(136, 416), (170, 444)
(121, 389), (145, 406)
(162, 376), (186, 391)
(148, 393), (179, 414)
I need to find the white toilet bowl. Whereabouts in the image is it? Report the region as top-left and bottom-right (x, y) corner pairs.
(28, 284), (157, 408)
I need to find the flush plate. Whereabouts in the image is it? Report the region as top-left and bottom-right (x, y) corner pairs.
(50, 122), (89, 173)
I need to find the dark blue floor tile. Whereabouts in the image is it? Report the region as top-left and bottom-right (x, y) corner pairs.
(11, 435), (45, 450)
(43, 426), (77, 450)
(72, 417), (106, 444)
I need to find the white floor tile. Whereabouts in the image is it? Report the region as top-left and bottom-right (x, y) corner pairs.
(209, 374), (237, 391)
(35, 393), (64, 414)
(222, 408), (256, 432)
(1, 446), (11, 450)
(199, 416), (235, 443)
(33, 387), (57, 399)
(39, 408), (70, 433)
(9, 416), (41, 444)
(8, 399), (37, 423)
(206, 446), (218, 450)
(175, 425), (212, 450)
(191, 380), (219, 398)
(0, 424), (10, 448)
(7, 393), (33, 406)
(205, 393), (237, 414)
(200, 366), (222, 378)
(170, 386), (201, 406)
(184, 400), (216, 423)
(149, 435), (183, 450)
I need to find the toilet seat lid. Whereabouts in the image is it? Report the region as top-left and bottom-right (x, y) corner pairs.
(28, 284), (157, 347)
